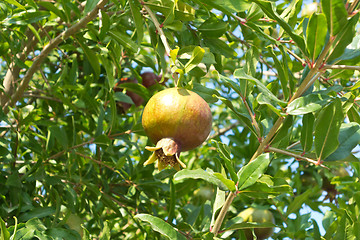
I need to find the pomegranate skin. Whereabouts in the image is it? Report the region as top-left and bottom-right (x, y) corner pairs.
(142, 88), (212, 152)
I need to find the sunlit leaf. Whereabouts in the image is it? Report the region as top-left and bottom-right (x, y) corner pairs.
(174, 169), (228, 191)
(237, 153), (270, 191)
(287, 93), (332, 115)
(135, 214), (187, 240)
(321, 0), (347, 36)
(301, 113), (315, 152)
(306, 13), (327, 62)
(325, 122), (360, 161)
(314, 98), (344, 160)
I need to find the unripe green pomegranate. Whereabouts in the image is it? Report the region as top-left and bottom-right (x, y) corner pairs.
(142, 87), (212, 171)
(239, 207), (275, 240)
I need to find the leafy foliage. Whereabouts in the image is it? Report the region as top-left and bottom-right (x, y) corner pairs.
(0, 0), (359, 239)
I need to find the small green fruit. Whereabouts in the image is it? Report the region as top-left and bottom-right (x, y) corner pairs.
(66, 214), (83, 237)
(239, 207), (275, 240)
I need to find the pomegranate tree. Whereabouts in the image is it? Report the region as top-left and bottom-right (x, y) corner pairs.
(142, 88), (212, 171)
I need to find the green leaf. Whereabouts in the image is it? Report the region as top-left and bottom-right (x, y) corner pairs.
(328, 14), (359, 61)
(192, 83), (219, 104)
(3, 0), (25, 10)
(257, 93), (282, 116)
(0, 217), (10, 240)
(321, 0), (348, 36)
(198, 17), (228, 38)
(287, 93), (332, 115)
(225, 222), (276, 231)
(213, 95), (257, 137)
(108, 30), (139, 53)
(314, 98), (344, 161)
(211, 188), (226, 227)
(77, 36), (100, 79)
(244, 46), (259, 77)
(99, 10), (110, 40)
(83, 0), (99, 16)
(38, 1), (67, 22)
(203, 37), (236, 58)
(19, 208), (56, 222)
(348, 106), (360, 124)
(301, 113), (315, 152)
(247, 3), (264, 22)
(237, 153), (270, 191)
(285, 188), (314, 218)
(184, 46), (205, 73)
(253, 0), (306, 54)
(46, 228), (81, 240)
(211, 140), (238, 182)
(100, 56), (115, 89)
(234, 69), (287, 107)
(325, 122), (360, 161)
(271, 115), (293, 147)
(146, 1), (195, 22)
(129, 0), (143, 43)
(213, 173), (236, 192)
(8, 11), (51, 25)
(333, 48), (360, 65)
(267, 46), (289, 100)
(306, 13), (327, 62)
(135, 214), (187, 240)
(117, 82), (150, 101)
(113, 92), (134, 104)
(99, 222), (111, 240)
(242, 175), (292, 199)
(49, 125), (68, 149)
(334, 212), (347, 240)
(174, 169), (228, 191)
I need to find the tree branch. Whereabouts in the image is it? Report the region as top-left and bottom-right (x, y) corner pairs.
(267, 146), (328, 168)
(323, 64), (360, 70)
(211, 192), (236, 235)
(1, 0), (109, 113)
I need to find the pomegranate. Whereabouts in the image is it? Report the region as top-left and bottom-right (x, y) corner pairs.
(238, 208), (275, 240)
(140, 72), (162, 88)
(114, 72), (166, 112)
(142, 88), (212, 171)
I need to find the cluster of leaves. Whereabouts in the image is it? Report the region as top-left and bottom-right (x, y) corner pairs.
(0, 0), (359, 239)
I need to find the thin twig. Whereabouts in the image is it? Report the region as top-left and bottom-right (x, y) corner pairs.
(23, 93), (62, 102)
(268, 146), (328, 168)
(286, 49), (306, 66)
(142, 4), (171, 56)
(323, 64), (360, 70)
(209, 122), (239, 139)
(142, 3), (179, 86)
(74, 152), (117, 172)
(211, 192), (236, 235)
(46, 138), (95, 161)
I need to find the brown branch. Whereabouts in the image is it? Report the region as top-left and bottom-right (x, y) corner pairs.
(0, 30), (38, 106)
(209, 122), (239, 139)
(2, 0), (109, 113)
(267, 146), (328, 168)
(46, 138), (95, 162)
(323, 64), (360, 71)
(23, 92), (62, 102)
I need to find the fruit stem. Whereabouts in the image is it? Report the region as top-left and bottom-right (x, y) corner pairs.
(210, 191), (236, 236)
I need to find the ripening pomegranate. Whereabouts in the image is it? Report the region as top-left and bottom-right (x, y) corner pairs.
(114, 72), (166, 112)
(142, 88), (212, 171)
(238, 208), (275, 240)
